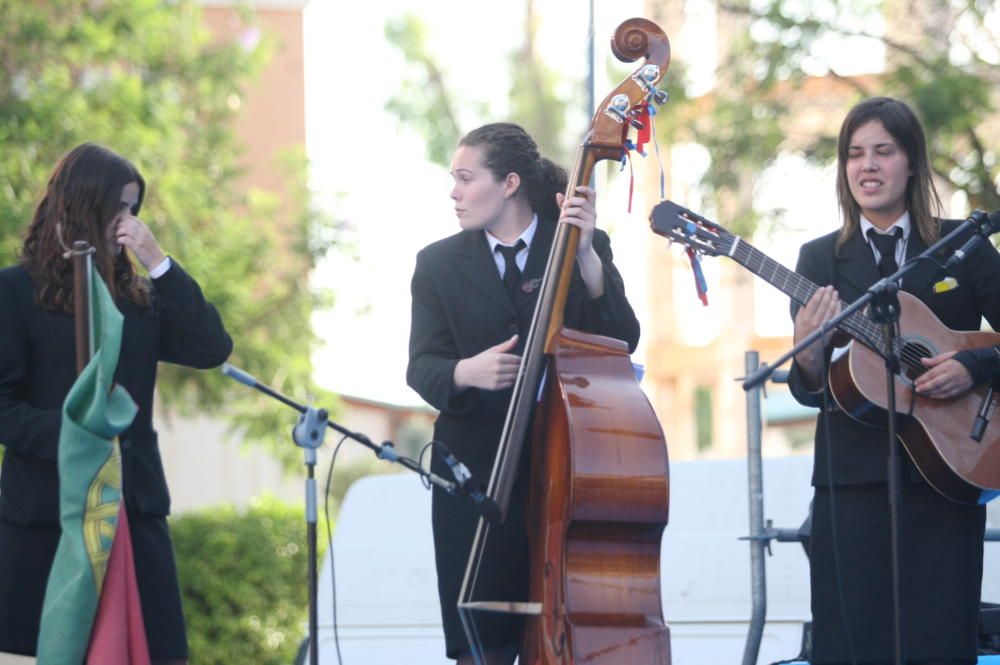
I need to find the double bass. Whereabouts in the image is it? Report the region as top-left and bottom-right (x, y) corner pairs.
(458, 18), (672, 665)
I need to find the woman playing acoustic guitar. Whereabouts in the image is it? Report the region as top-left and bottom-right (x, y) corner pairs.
(789, 96), (1000, 665)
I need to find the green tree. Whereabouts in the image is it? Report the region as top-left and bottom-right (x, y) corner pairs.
(384, 13), (466, 168)
(384, 2), (577, 168)
(655, 0), (999, 230)
(505, 0), (572, 162)
(0, 0), (338, 464)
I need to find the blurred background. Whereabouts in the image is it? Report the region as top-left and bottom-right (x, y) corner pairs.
(0, 0), (996, 662)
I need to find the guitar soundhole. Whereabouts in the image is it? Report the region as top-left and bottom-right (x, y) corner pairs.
(898, 340), (933, 384)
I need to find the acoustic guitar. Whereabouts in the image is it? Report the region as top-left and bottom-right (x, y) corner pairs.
(650, 199), (1000, 504)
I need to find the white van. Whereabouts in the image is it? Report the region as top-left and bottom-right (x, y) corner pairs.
(313, 456), (1000, 664)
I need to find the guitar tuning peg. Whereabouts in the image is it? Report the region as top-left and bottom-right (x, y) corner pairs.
(652, 89), (669, 105)
(630, 118), (645, 130)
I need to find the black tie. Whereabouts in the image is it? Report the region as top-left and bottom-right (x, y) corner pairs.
(495, 240), (526, 300)
(867, 227), (903, 277)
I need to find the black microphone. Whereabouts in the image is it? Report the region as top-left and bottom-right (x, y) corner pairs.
(970, 387), (994, 443)
(438, 443), (502, 524)
(945, 210), (1000, 272)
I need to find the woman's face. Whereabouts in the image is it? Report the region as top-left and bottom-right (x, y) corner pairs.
(449, 145), (512, 232)
(845, 119), (911, 228)
(105, 181), (140, 255)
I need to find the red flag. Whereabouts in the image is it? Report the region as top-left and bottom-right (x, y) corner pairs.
(86, 505), (151, 665)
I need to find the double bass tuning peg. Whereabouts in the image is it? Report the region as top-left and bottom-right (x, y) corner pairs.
(604, 93), (631, 124)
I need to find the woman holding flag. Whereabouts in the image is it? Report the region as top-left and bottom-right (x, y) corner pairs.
(0, 143), (233, 664)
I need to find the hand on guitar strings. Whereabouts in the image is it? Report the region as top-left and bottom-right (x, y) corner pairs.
(793, 285), (842, 389)
(915, 351), (974, 399)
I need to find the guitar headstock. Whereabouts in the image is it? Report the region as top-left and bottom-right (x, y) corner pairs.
(649, 200), (735, 257)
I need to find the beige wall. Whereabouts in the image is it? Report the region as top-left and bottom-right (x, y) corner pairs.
(202, 3), (307, 196)
(158, 410), (302, 511)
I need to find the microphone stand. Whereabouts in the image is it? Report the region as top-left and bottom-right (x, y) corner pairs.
(743, 210), (998, 665)
(221, 363), (493, 664)
(869, 279), (905, 665)
(293, 405), (326, 665)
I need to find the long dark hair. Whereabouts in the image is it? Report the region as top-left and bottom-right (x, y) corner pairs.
(835, 97), (942, 250)
(21, 143), (151, 311)
(459, 122), (567, 221)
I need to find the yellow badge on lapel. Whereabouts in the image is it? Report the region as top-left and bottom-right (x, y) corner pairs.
(933, 277), (958, 293)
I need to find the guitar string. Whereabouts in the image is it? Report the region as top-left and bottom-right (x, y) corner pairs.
(704, 229), (988, 394)
(729, 240), (993, 400)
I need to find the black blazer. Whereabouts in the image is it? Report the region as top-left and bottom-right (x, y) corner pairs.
(0, 260), (233, 524)
(788, 221), (1000, 486)
(407, 219), (640, 476)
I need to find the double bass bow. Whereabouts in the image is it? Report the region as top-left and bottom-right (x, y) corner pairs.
(458, 18), (672, 665)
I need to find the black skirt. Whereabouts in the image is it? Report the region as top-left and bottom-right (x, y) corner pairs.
(809, 482), (985, 664)
(431, 451), (531, 659)
(0, 513), (188, 659)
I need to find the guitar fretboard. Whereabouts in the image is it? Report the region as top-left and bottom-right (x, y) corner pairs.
(727, 236), (885, 350)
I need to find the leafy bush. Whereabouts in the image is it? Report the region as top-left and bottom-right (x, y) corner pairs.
(170, 496), (326, 665)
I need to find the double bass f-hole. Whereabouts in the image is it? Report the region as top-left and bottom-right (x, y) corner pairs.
(543, 559), (563, 657)
(552, 623), (566, 658)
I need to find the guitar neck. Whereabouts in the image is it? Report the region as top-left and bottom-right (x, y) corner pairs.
(724, 236), (883, 347)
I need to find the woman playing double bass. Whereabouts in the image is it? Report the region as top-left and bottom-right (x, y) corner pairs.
(407, 122), (640, 664)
